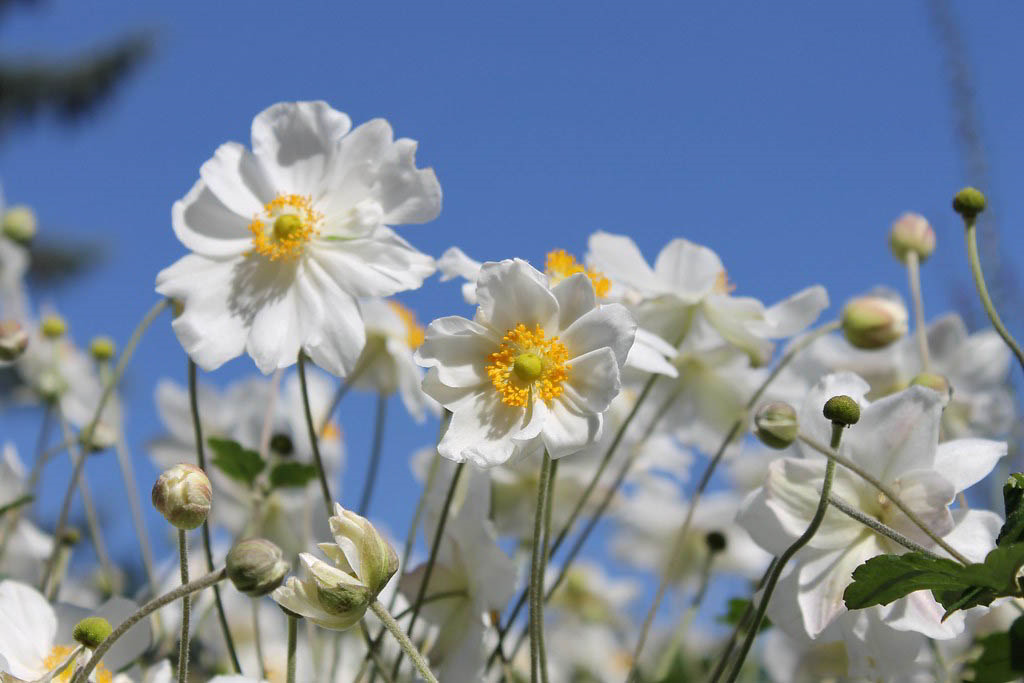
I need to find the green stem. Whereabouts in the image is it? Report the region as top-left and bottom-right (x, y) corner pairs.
(370, 600), (439, 683)
(905, 251), (931, 370)
(828, 494), (938, 556)
(797, 432), (971, 564)
(114, 432), (157, 591)
(529, 453), (553, 683)
(177, 530), (190, 683)
(358, 393), (388, 516)
(187, 359), (243, 673)
(286, 613), (299, 683)
(707, 559), (777, 683)
(965, 220), (1024, 372)
(538, 455), (557, 683)
(723, 427), (842, 683)
(297, 352), (335, 517)
(72, 567), (228, 683)
(318, 343), (383, 435)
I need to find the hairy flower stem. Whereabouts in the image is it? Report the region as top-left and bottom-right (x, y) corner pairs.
(370, 600), (439, 683)
(358, 393), (388, 516)
(797, 432), (971, 564)
(723, 424), (843, 683)
(905, 251), (931, 370)
(177, 530), (191, 683)
(298, 351), (335, 517)
(625, 320), (840, 679)
(828, 494), (939, 556)
(707, 559), (778, 683)
(188, 358), (243, 673)
(964, 218), (1024, 372)
(528, 453), (553, 683)
(72, 567), (228, 683)
(286, 612), (299, 683)
(387, 461), (465, 680)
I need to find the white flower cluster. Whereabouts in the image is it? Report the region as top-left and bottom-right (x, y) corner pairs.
(0, 102), (1020, 683)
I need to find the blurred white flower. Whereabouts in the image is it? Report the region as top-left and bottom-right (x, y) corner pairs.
(156, 100), (439, 376)
(0, 443), (52, 583)
(417, 259), (636, 466)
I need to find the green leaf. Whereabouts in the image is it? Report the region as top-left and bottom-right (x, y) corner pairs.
(962, 615), (1024, 683)
(842, 553), (971, 609)
(207, 437), (264, 486)
(717, 598), (770, 632)
(269, 462), (319, 489)
(996, 473), (1024, 546)
(0, 494), (33, 517)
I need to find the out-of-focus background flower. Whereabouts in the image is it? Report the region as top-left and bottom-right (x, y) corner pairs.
(1, 0), (1021, 605)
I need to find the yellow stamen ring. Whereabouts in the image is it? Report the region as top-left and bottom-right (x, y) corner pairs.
(487, 323), (570, 407)
(545, 249), (611, 298)
(249, 194), (322, 261)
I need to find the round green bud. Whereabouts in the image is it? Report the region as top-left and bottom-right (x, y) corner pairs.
(513, 352), (544, 383)
(0, 320), (29, 361)
(2, 205), (37, 244)
(41, 314), (67, 340)
(273, 214), (304, 241)
(705, 531), (727, 554)
(226, 538), (290, 597)
(152, 463), (212, 530)
(841, 296), (908, 349)
(889, 213), (935, 264)
(269, 433), (294, 457)
(754, 402), (798, 450)
(953, 187), (986, 221)
(911, 371), (952, 401)
(59, 526), (81, 546)
(89, 336), (116, 361)
(823, 395), (860, 426)
(72, 616), (112, 649)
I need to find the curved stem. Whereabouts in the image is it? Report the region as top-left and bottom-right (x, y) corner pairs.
(798, 432), (971, 564)
(389, 462), (465, 679)
(72, 567), (228, 683)
(723, 429), (841, 682)
(187, 359), (243, 673)
(370, 600), (439, 683)
(905, 252), (931, 370)
(828, 494), (938, 556)
(286, 613), (299, 683)
(358, 393), (389, 516)
(297, 352), (334, 517)
(177, 530), (191, 683)
(707, 559), (777, 683)
(965, 221), (1024, 372)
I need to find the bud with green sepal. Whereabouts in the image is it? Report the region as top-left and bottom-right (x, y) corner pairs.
(226, 538), (290, 597)
(841, 296), (908, 349)
(952, 186), (986, 222)
(754, 402), (798, 449)
(152, 463), (212, 530)
(910, 372), (952, 404)
(889, 212), (935, 264)
(72, 616), (112, 650)
(823, 394), (860, 426)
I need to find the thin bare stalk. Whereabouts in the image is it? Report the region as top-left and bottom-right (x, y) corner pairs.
(964, 220), (1024, 372)
(828, 494), (938, 557)
(177, 530), (191, 683)
(905, 251), (931, 370)
(370, 600), (439, 683)
(358, 393), (388, 515)
(297, 352), (335, 517)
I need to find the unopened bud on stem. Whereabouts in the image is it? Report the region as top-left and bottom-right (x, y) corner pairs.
(72, 616), (112, 650)
(841, 296), (908, 349)
(823, 395), (860, 426)
(754, 402), (798, 449)
(152, 464), (212, 530)
(226, 538), (289, 597)
(889, 213), (935, 264)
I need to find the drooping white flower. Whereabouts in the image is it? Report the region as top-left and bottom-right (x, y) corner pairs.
(156, 101), (440, 376)
(737, 372), (1005, 649)
(416, 259), (637, 466)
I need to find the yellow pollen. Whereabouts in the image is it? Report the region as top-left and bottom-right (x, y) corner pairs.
(713, 270), (736, 294)
(249, 194), (321, 261)
(545, 249), (611, 298)
(322, 421), (341, 441)
(388, 301), (426, 349)
(43, 645), (112, 683)
(487, 323), (570, 407)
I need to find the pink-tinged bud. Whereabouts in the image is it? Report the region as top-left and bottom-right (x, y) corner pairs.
(889, 213), (935, 264)
(841, 296), (908, 349)
(0, 320), (28, 361)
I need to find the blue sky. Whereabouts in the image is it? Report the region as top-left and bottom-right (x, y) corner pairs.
(1, 0), (1021, 617)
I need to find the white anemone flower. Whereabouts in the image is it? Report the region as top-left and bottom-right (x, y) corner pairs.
(0, 444), (52, 583)
(416, 259), (637, 467)
(586, 231), (828, 366)
(156, 100), (440, 376)
(737, 372), (1005, 647)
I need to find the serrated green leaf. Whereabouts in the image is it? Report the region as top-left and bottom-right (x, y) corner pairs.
(208, 437), (264, 485)
(962, 615), (1024, 683)
(842, 552), (971, 609)
(269, 462), (319, 489)
(997, 473), (1024, 546)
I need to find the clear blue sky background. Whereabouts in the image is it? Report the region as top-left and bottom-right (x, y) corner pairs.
(1, 0), (1022, 619)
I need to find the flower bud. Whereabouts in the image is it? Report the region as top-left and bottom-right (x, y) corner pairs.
(911, 372), (952, 403)
(0, 320), (28, 361)
(754, 402), (798, 449)
(72, 616), (112, 649)
(705, 531), (727, 554)
(823, 395), (860, 426)
(152, 463), (212, 530)
(953, 187), (986, 221)
(841, 296), (908, 349)
(269, 433), (294, 457)
(2, 205), (37, 244)
(89, 336), (116, 362)
(41, 314), (67, 340)
(226, 538), (290, 597)
(59, 527), (81, 546)
(889, 213), (935, 264)
(307, 557), (374, 616)
(328, 504), (398, 596)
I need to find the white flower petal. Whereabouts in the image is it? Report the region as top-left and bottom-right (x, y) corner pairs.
(437, 390), (522, 467)
(652, 238), (723, 302)
(0, 579), (55, 679)
(796, 371), (871, 459)
(250, 100), (352, 194)
(310, 226), (434, 299)
(415, 316), (496, 388)
(940, 508), (1002, 563)
(551, 273), (598, 331)
(797, 539), (879, 637)
(567, 347), (621, 414)
(542, 390), (602, 458)
(300, 260), (366, 377)
(586, 231), (663, 296)
(848, 386), (943, 482)
(171, 179), (253, 258)
(624, 327), (679, 377)
(752, 285), (829, 338)
(933, 438), (1006, 493)
(199, 141), (272, 217)
(561, 303), (636, 368)
(475, 259), (558, 333)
